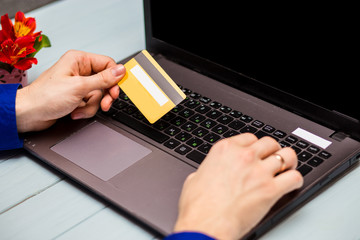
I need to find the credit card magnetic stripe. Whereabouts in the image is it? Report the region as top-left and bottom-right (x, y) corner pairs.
(134, 50), (185, 105)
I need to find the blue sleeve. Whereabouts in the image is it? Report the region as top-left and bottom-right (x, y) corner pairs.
(164, 232), (216, 240)
(0, 84), (23, 150)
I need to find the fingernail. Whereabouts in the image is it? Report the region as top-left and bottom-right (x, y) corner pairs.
(72, 113), (85, 120)
(111, 64), (125, 77)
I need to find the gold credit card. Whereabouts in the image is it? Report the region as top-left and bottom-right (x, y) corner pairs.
(118, 50), (186, 123)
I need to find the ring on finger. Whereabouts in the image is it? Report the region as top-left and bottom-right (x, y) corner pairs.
(273, 153), (287, 172)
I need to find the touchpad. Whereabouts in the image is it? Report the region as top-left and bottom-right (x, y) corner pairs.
(51, 121), (152, 181)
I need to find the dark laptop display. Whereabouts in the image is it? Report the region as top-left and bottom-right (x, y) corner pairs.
(148, 2), (360, 138)
(24, 1), (360, 239)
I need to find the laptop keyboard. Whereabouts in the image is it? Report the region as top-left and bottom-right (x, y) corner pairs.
(102, 86), (332, 177)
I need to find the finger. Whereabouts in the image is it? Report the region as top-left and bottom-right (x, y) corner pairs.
(71, 90), (102, 119)
(226, 133), (258, 147)
(74, 51), (117, 75)
(273, 169), (304, 196)
(262, 147), (298, 175)
(83, 64), (125, 92)
(87, 53), (117, 73)
(250, 136), (281, 159)
(108, 84), (120, 100)
(100, 93), (114, 112)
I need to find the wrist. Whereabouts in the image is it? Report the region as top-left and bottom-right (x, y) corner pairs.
(15, 87), (33, 133)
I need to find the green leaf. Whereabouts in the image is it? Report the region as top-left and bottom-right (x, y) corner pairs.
(27, 34), (51, 58)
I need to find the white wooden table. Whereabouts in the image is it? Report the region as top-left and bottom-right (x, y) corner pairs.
(1, 1), (360, 239)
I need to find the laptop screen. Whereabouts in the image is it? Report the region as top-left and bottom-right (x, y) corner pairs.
(149, 2), (359, 122)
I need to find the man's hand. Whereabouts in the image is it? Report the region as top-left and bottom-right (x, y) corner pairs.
(15, 50), (125, 132)
(174, 133), (303, 240)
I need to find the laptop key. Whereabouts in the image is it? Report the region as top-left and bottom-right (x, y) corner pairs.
(198, 142), (212, 154)
(212, 124), (229, 135)
(297, 164), (313, 176)
(171, 105), (184, 113)
(175, 144), (192, 155)
(199, 96), (211, 104)
(252, 120), (264, 128)
(206, 110), (222, 119)
(186, 150), (206, 164)
(195, 104), (211, 114)
(273, 130), (286, 138)
(298, 151), (313, 162)
(228, 120), (246, 130)
(254, 130), (271, 139)
(181, 122), (198, 132)
(308, 156), (324, 167)
(201, 119), (217, 129)
(192, 127), (209, 138)
(263, 125), (275, 133)
(164, 126), (181, 136)
(179, 109), (195, 118)
(229, 110), (242, 118)
(112, 111), (169, 143)
(170, 116), (186, 127)
(279, 141), (291, 148)
(254, 130), (279, 141)
(296, 140), (309, 149)
(153, 120), (170, 131)
(175, 131), (192, 142)
(164, 139), (181, 149)
(240, 115), (253, 123)
(219, 106), (232, 113)
(285, 135), (298, 144)
(307, 145), (320, 154)
(189, 114), (206, 124)
(186, 137), (204, 148)
(189, 92), (201, 99)
(161, 112), (176, 121)
(319, 151), (331, 159)
(184, 99), (200, 109)
(223, 130), (239, 138)
(204, 133), (221, 143)
(112, 100), (128, 110)
(210, 101), (222, 109)
(240, 125), (257, 133)
(217, 115), (234, 125)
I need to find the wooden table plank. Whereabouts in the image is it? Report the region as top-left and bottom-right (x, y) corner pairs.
(55, 207), (155, 240)
(0, 152), (62, 214)
(0, 180), (107, 240)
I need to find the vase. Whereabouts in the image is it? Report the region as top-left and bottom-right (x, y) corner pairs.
(0, 68), (28, 86)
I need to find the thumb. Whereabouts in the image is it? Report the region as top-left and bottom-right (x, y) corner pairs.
(84, 64), (125, 91)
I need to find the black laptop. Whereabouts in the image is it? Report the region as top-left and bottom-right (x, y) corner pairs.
(24, 1), (360, 239)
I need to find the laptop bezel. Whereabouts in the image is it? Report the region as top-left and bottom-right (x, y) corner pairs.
(143, 0), (360, 141)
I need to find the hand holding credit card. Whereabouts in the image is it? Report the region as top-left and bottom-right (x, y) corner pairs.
(118, 50), (186, 123)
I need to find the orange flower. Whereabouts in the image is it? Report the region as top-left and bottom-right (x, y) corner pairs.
(0, 36), (38, 70)
(14, 11), (42, 40)
(0, 12), (41, 41)
(0, 11), (50, 71)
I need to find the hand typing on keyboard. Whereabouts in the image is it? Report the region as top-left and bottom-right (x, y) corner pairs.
(173, 133), (303, 240)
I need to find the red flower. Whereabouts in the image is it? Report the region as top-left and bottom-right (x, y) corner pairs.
(14, 11), (42, 40)
(0, 14), (14, 42)
(0, 12), (41, 41)
(0, 11), (50, 71)
(0, 36), (38, 70)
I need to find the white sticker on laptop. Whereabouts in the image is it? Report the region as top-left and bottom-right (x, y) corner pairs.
(292, 128), (332, 149)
